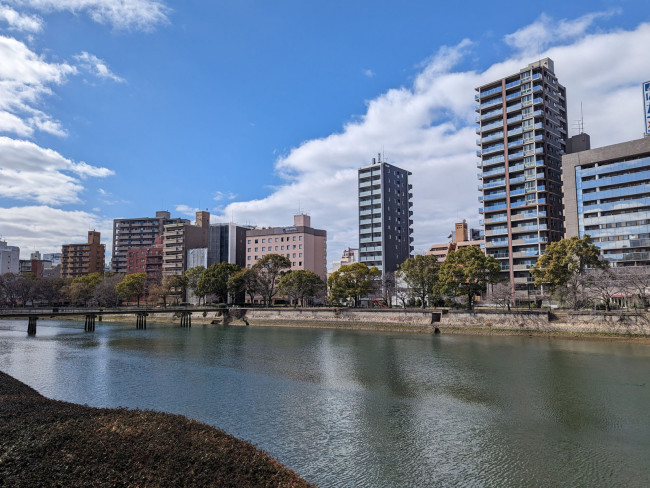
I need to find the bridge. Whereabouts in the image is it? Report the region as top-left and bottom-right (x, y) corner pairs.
(0, 307), (226, 335)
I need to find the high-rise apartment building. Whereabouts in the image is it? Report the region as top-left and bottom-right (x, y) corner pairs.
(476, 58), (567, 298)
(563, 136), (650, 267)
(245, 214), (327, 282)
(112, 211), (188, 274)
(0, 240), (20, 275)
(61, 231), (105, 278)
(162, 211), (210, 276)
(358, 157), (413, 275)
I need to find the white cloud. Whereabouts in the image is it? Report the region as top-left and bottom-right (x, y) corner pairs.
(213, 191), (237, 202)
(0, 35), (76, 137)
(74, 51), (125, 83)
(504, 11), (618, 54)
(363, 69), (374, 78)
(175, 204), (199, 217)
(0, 205), (112, 258)
(0, 137), (113, 204)
(213, 18), (650, 267)
(7, 0), (170, 30)
(0, 5), (42, 32)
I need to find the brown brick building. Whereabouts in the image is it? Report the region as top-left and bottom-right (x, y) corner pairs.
(61, 231), (105, 279)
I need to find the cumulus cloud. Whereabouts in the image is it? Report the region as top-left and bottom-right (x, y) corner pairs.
(0, 5), (42, 32)
(213, 18), (650, 266)
(0, 137), (113, 204)
(504, 11), (618, 54)
(74, 51), (125, 83)
(175, 204), (199, 217)
(0, 35), (76, 137)
(6, 0), (170, 30)
(0, 205), (112, 257)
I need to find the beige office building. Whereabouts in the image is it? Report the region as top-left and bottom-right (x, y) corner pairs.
(245, 214), (327, 282)
(61, 231), (105, 279)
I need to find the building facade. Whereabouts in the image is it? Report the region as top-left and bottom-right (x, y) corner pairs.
(563, 136), (650, 266)
(331, 247), (360, 273)
(358, 157), (413, 275)
(125, 235), (164, 282)
(112, 211), (188, 274)
(162, 211), (210, 276)
(208, 223), (249, 268)
(245, 214), (327, 281)
(476, 58), (567, 298)
(426, 220), (484, 262)
(61, 231), (105, 279)
(0, 240), (20, 275)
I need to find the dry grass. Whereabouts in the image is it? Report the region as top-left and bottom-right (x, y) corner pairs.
(0, 371), (315, 488)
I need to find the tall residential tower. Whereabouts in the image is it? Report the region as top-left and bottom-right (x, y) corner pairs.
(358, 156), (413, 275)
(476, 58), (567, 299)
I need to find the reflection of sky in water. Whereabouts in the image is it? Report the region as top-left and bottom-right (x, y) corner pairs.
(1, 320), (649, 487)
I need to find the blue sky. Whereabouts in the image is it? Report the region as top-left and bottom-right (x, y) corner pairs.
(0, 0), (648, 266)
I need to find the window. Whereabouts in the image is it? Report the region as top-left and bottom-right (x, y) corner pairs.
(275, 246), (278, 251)
(292, 262), (296, 266)
(299, 253), (302, 257)
(293, 245), (296, 249)
(262, 247), (265, 251)
(247, 256), (251, 261)
(247, 239), (251, 244)
(299, 244), (302, 249)
(299, 236), (302, 241)
(275, 238), (278, 242)
(281, 245), (284, 250)
(293, 253), (296, 258)
(292, 236), (296, 241)
(255, 247), (258, 252)
(299, 261), (302, 266)
(247, 264), (251, 268)
(255, 239), (258, 243)
(255, 255), (258, 260)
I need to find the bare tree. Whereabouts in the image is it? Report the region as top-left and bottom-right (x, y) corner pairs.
(620, 266), (650, 309)
(585, 268), (621, 311)
(489, 282), (513, 310)
(381, 272), (396, 308)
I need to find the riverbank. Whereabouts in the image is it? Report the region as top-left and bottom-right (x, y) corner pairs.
(0, 371), (314, 488)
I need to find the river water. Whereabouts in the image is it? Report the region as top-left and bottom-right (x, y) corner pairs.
(1, 319), (649, 487)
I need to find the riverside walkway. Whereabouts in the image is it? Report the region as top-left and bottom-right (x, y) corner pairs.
(0, 307), (222, 335)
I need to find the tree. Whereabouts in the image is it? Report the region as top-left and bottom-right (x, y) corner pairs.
(68, 272), (103, 306)
(490, 282), (514, 310)
(278, 270), (324, 307)
(115, 273), (147, 306)
(184, 266), (205, 304)
(585, 268), (621, 311)
(167, 274), (188, 304)
(228, 268), (261, 305)
(381, 272), (396, 308)
(398, 255), (440, 309)
(32, 277), (67, 306)
(327, 263), (381, 307)
(1, 273), (33, 307)
(197, 262), (241, 304)
(530, 236), (608, 309)
(253, 254), (291, 306)
(93, 274), (124, 307)
(620, 266), (650, 309)
(437, 246), (500, 310)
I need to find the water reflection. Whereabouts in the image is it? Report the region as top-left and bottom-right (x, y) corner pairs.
(0, 320), (649, 487)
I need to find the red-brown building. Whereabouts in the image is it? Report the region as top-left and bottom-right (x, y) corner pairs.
(126, 236), (163, 283)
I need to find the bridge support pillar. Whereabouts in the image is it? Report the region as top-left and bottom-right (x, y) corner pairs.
(27, 316), (37, 335)
(136, 313), (147, 330)
(84, 315), (96, 332)
(180, 312), (192, 328)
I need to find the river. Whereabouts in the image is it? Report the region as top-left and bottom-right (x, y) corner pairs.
(1, 319), (649, 487)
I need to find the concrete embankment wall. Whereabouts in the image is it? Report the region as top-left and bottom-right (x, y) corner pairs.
(243, 308), (650, 335)
(96, 308), (650, 335)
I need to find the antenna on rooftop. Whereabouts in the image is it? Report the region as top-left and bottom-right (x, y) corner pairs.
(572, 102), (585, 135)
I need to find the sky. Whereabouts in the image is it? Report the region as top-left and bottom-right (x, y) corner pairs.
(0, 0), (649, 267)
